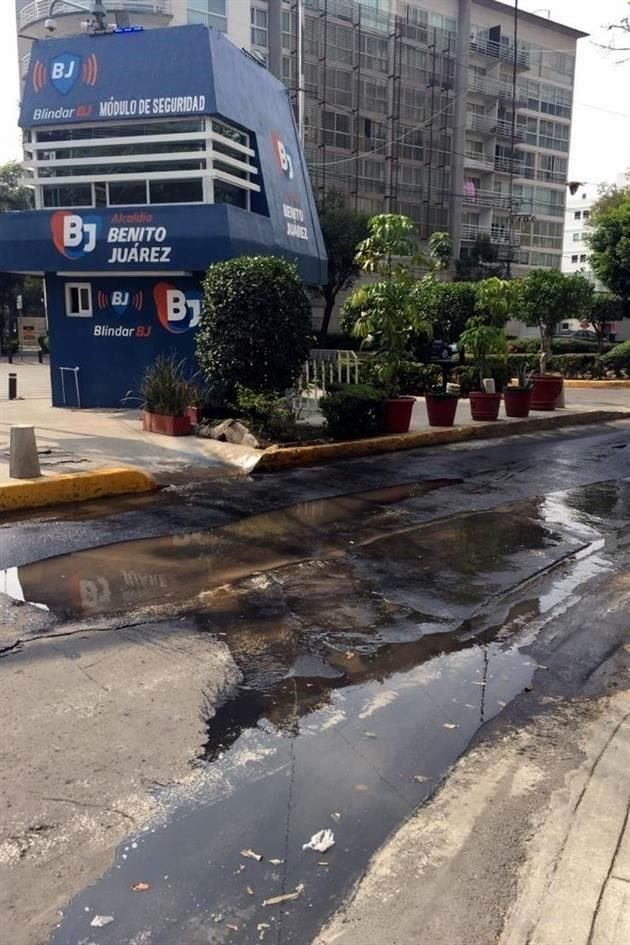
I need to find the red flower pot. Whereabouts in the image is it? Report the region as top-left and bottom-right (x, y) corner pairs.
(469, 391), (502, 422)
(425, 394), (458, 427)
(503, 387), (532, 418)
(531, 374), (563, 411)
(143, 410), (192, 436)
(384, 396), (415, 434)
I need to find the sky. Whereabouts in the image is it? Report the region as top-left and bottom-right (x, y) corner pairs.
(1, 1), (630, 187)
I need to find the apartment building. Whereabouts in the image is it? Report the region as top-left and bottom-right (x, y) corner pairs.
(562, 183), (599, 283)
(15, 0), (586, 271)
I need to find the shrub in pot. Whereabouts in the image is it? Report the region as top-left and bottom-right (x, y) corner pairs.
(504, 364), (533, 418)
(459, 319), (508, 422)
(319, 384), (386, 439)
(141, 354), (193, 436)
(425, 388), (459, 427)
(345, 213), (432, 435)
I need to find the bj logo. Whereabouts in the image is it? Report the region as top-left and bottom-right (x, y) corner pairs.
(32, 53), (98, 95)
(96, 289), (144, 315)
(271, 131), (294, 180)
(51, 211), (101, 260)
(153, 283), (201, 334)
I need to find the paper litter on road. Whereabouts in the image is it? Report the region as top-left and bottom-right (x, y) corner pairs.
(90, 915), (114, 928)
(241, 848), (263, 862)
(262, 884), (304, 906)
(302, 829), (335, 853)
(268, 858), (284, 865)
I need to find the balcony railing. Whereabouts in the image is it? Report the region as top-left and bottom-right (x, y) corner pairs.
(494, 155), (524, 175)
(18, 0), (173, 30)
(465, 113), (497, 136)
(463, 189), (512, 210)
(496, 119), (526, 142)
(464, 151), (495, 172)
(461, 223), (521, 247)
(498, 82), (528, 108)
(470, 34), (530, 70)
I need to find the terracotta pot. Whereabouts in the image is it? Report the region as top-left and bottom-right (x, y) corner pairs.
(531, 374), (563, 411)
(384, 396), (415, 434)
(469, 391), (502, 422)
(503, 387), (532, 418)
(143, 410), (191, 436)
(425, 394), (458, 428)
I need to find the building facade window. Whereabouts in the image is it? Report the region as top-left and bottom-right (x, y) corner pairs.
(65, 283), (92, 317)
(571, 254), (578, 264)
(573, 231), (582, 241)
(251, 7), (268, 48)
(188, 0), (227, 32)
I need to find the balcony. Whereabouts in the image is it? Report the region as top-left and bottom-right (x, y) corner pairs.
(466, 113), (498, 136)
(496, 119), (526, 143)
(470, 33), (530, 71)
(494, 155), (524, 175)
(463, 188), (512, 210)
(498, 82), (528, 109)
(461, 223), (521, 247)
(18, 0), (173, 32)
(464, 150), (495, 172)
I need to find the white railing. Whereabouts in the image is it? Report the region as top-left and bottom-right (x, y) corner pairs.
(18, 0), (173, 29)
(464, 189), (512, 209)
(466, 114), (497, 135)
(470, 34), (530, 70)
(496, 119), (526, 142)
(461, 224), (521, 247)
(300, 349), (360, 408)
(464, 151), (494, 172)
(21, 52), (31, 77)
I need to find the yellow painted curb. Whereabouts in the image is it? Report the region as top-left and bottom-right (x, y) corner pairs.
(258, 410), (630, 471)
(0, 467), (158, 513)
(564, 380), (630, 389)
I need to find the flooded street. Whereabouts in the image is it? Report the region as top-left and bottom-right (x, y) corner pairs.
(2, 425), (630, 945)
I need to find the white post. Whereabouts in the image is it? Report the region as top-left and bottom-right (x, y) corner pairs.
(10, 425), (41, 479)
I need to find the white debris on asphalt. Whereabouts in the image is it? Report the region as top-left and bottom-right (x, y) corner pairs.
(90, 915), (114, 928)
(241, 848), (263, 862)
(303, 829), (335, 853)
(262, 884), (305, 907)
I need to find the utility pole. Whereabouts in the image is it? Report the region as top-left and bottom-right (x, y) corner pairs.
(506, 0), (519, 278)
(450, 0), (472, 264)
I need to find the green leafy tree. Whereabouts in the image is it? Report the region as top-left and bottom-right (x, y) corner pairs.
(514, 269), (594, 372)
(316, 191), (369, 341)
(474, 277), (519, 328)
(588, 196), (630, 301)
(455, 234), (505, 282)
(0, 161), (32, 351)
(347, 214), (431, 396)
(459, 318), (508, 387)
(428, 231), (453, 277)
(414, 281), (476, 342)
(197, 256), (312, 401)
(589, 293), (625, 353)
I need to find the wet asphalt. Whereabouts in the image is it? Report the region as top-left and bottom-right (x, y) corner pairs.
(3, 420), (630, 945)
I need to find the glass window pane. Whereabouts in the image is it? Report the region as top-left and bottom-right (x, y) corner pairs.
(42, 184), (92, 207)
(108, 181), (147, 206)
(149, 179), (203, 204)
(214, 180), (247, 208)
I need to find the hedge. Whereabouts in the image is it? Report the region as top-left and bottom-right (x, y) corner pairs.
(601, 341), (630, 376)
(507, 353), (606, 379)
(509, 337), (617, 355)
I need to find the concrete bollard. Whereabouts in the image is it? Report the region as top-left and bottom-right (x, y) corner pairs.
(8, 373), (17, 400)
(9, 425), (41, 479)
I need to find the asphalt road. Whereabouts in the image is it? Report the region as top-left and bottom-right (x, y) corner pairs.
(2, 419), (630, 945)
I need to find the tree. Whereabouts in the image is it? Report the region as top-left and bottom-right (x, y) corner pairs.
(347, 214), (431, 396)
(428, 231), (453, 277)
(0, 161), (33, 352)
(197, 256), (312, 401)
(414, 281), (476, 342)
(591, 181), (630, 218)
(455, 235), (505, 281)
(474, 277), (519, 329)
(589, 293), (625, 353)
(514, 269), (594, 372)
(316, 191), (369, 340)
(588, 196), (630, 301)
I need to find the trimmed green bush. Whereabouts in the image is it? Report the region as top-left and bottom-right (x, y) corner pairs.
(320, 383), (387, 439)
(509, 337), (616, 355)
(507, 353), (605, 379)
(197, 256), (313, 400)
(602, 341), (630, 376)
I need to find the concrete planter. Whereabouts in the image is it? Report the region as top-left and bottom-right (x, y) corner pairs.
(469, 391), (502, 422)
(425, 394), (458, 427)
(531, 374), (563, 411)
(504, 388), (532, 418)
(384, 396), (415, 434)
(143, 411), (192, 437)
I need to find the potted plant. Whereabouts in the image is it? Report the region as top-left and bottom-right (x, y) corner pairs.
(141, 354), (193, 436)
(425, 386), (459, 427)
(514, 269), (594, 411)
(459, 319), (508, 421)
(346, 213), (431, 434)
(504, 363), (533, 418)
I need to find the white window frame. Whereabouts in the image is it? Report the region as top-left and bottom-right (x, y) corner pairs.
(65, 283), (93, 318)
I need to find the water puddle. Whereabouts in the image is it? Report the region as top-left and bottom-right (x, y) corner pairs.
(44, 479), (630, 945)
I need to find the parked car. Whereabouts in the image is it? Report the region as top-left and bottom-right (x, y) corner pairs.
(417, 340), (458, 362)
(570, 329), (599, 342)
